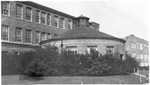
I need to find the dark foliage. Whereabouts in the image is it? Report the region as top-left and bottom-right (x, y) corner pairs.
(17, 46), (139, 77)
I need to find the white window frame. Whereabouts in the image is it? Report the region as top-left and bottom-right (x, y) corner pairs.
(47, 13), (51, 26)
(87, 45), (98, 53)
(36, 31), (40, 43)
(137, 42), (139, 49)
(26, 7), (32, 22)
(41, 11), (46, 25)
(1, 1), (10, 16)
(16, 4), (23, 19)
(1, 25), (9, 41)
(106, 46), (114, 54)
(131, 42), (136, 49)
(54, 15), (59, 28)
(41, 32), (46, 41)
(140, 54), (143, 59)
(68, 20), (72, 30)
(25, 29), (32, 43)
(66, 46), (77, 54)
(36, 10), (41, 23)
(60, 17), (65, 29)
(47, 33), (51, 39)
(139, 43), (143, 50)
(15, 27), (22, 43)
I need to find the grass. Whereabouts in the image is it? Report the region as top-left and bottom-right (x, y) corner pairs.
(138, 70), (149, 76)
(2, 74), (148, 84)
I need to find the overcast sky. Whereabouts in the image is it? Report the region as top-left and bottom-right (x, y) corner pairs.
(33, 0), (149, 40)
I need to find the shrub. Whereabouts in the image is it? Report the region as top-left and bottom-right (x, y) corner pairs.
(2, 52), (19, 75)
(123, 54), (139, 73)
(17, 46), (58, 77)
(17, 46), (139, 76)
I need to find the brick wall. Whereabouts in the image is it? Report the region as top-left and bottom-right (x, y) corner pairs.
(1, 1), (75, 52)
(42, 39), (125, 55)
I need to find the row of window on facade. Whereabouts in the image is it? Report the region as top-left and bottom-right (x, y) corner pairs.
(1, 2), (73, 30)
(131, 42), (148, 50)
(66, 45), (114, 54)
(140, 62), (149, 67)
(1, 25), (56, 43)
(132, 52), (149, 60)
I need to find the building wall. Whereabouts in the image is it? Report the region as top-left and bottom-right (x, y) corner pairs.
(89, 22), (100, 31)
(42, 39), (125, 56)
(1, 1), (75, 53)
(125, 35), (149, 66)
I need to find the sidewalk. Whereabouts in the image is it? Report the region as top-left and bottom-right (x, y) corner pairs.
(132, 72), (149, 84)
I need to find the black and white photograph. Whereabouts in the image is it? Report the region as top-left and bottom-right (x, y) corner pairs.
(1, 0), (149, 84)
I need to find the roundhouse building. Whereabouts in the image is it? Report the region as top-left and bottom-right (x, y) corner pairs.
(40, 15), (126, 58)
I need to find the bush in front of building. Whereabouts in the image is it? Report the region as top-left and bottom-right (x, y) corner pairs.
(17, 46), (139, 77)
(17, 46), (59, 77)
(2, 52), (19, 75)
(123, 53), (139, 73)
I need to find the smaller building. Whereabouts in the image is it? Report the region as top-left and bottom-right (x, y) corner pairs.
(40, 15), (126, 59)
(124, 35), (149, 67)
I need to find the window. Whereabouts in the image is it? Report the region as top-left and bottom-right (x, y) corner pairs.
(66, 46), (77, 54)
(60, 17), (65, 29)
(140, 62), (144, 66)
(41, 12), (46, 24)
(47, 13), (51, 25)
(47, 33), (51, 39)
(16, 4), (23, 19)
(131, 43), (136, 49)
(140, 54), (143, 59)
(139, 43), (143, 50)
(25, 29), (32, 43)
(80, 19), (86, 25)
(1, 1), (10, 16)
(132, 53), (136, 58)
(68, 20), (72, 30)
(15, 27), (22, 42)
(106, 46), (114, 54)
(36, 31), (40, 43)
(36, 10), (40, 23)
(54, 15), (59, 27)
(144, 55), (147, 59)
(137, 42), (139, 49)
(87, 45), (98, 53)
(41, 32), (46, 41)
(1, 25), (9, 41)
(145, 63), (148, 66)
(26, 7), (32, 21)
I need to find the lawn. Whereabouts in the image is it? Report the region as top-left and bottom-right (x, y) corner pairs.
(138, 70), (149, 76)
(2, 74), (148, 84)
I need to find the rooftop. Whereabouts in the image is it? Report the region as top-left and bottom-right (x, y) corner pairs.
(40, 26), (126, 44)
(17, 1), (76, 19)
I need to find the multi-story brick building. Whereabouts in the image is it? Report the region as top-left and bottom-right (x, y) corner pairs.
(124, 35), (149, 67)
(1, 1), (76, 54)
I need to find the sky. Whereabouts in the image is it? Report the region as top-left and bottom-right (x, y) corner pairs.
(33, 0), (149, 40)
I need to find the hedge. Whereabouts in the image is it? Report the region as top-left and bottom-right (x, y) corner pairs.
(17, 46), (139, 77)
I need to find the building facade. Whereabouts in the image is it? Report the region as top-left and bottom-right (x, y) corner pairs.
(1, 1), (76, 54)
(124, 35), (149, 67)
(40, 15), (126, 59)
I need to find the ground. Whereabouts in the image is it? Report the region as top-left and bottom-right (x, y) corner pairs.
(2, 70), (149, 84)
(1, 74), (147, 84)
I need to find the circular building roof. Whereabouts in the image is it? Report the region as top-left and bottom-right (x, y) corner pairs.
(40, 26), (126, 45)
